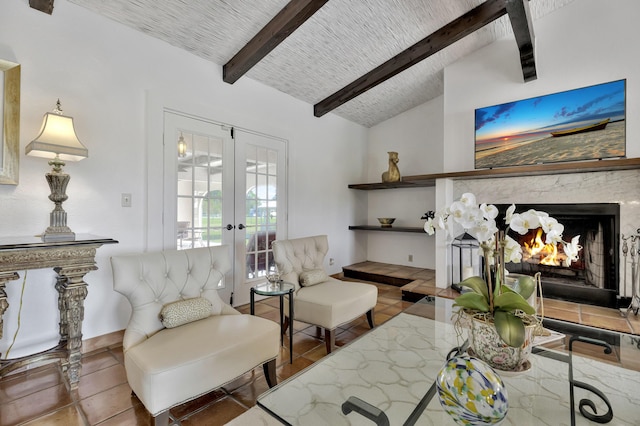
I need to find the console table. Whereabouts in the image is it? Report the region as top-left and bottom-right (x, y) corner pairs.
(0, 234), (117, 389)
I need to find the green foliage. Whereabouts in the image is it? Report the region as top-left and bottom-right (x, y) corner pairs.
(493, 311), (526, 347)
(454, 274), (537, 347)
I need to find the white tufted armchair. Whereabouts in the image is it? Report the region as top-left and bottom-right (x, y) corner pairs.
(111, 246), (280, 425)
(272, 235), (378, 353)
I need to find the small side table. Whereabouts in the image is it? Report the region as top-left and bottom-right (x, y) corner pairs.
(251, 281), (294, 364)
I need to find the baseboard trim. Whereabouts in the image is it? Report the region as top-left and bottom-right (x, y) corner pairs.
(82, 329), (124, 354)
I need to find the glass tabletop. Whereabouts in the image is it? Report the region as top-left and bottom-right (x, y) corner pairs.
(257, 296), (640, 425)
(252, 281), (295, 296)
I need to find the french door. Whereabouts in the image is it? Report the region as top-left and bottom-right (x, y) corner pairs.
(163, 111), (286, 306)
(233, 130), (287, 306)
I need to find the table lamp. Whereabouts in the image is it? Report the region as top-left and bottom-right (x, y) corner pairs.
(25, 100), (88, 242)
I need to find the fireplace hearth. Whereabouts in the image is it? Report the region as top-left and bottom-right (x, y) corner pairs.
(496, 203), (620, 308)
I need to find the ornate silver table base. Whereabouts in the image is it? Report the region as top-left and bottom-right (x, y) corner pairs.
(0, 235), (117, 389)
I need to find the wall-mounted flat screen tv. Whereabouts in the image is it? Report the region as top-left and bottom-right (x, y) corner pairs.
(474, 79), (626, 169)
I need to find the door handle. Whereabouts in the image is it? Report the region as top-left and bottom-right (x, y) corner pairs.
(226, 224), (235, 230)
(238, 224), (246, 230)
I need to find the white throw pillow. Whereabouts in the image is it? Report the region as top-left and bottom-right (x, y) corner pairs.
(160, 297), (213, 328)
(299, 269), (329, 287)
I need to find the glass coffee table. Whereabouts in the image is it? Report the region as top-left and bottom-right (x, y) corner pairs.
(251, 280), (295, 364)
(257, 296), (640, 425)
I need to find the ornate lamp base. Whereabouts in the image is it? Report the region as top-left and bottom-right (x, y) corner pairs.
(43, 226), (75, 242)
(42, 168), (76, 242)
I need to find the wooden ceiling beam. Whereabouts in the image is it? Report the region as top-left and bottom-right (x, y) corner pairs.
(314, 0), (517, 118)
(223, 0), (329, 84)
(506, 0), (537, 82)
(29, 0), (54, 14)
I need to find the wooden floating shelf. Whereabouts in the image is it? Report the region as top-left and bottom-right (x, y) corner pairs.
(349, 226), (426, 234)
(348, 181), (432, 190)
(349, 158), (640, 190)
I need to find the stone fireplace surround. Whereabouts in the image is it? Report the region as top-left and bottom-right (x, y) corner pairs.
(434, 168), (640, 306)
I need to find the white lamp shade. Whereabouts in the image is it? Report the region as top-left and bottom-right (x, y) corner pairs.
(26, 112), (88, 162)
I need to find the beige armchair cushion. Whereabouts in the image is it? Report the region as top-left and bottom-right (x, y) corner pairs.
(294, 277), (377, 329)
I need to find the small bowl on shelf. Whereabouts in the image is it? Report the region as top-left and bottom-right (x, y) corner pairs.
(377, 218), (396, 228)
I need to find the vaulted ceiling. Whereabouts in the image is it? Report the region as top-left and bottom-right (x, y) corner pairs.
(66, 0), (575, 127)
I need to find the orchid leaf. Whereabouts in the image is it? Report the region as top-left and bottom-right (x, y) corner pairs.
(459, 276), (489, 300)
(453, 292), (490, 312)
(513, 275), (536, 299)
(494, 292), (536, 315)
(494, 310), (526, 347)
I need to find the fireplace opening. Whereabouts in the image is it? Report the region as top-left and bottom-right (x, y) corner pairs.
(495, 203), (620, 308)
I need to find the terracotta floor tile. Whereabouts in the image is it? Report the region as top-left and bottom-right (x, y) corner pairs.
(335, 329), (359, 347)
(277, 357), (314, 379)
(21, 404), (85, 426)
(543, 306), (581, 323)
(376, 295), (400, 306)
(291, 333), (323, 357)
(0, 383), (72, 426)
(171, 389), (227, 419)
(229, 376), (270, 407)
(76, 363), (128, 400)
(79, 382), (137, 425)
(220, 368), (262, 394)
(374, 311), (393, 325)
(180, 396), (247, 426)
(301, 344), (332, 363)
(80, 350), (120, 377)
(542, 298), (580, 312)
(0, 364), (62, 404)
(95, 405), (152, 426)
(379, 302), (404, 317)
(4, 274), (639, 426)
(580, 313), (634, 334)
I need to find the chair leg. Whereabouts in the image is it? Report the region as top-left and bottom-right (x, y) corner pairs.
(325, 328), (335, 353)
(366, 308), (375, 329)
(263, 359), (277, 388)
(153, 410), (170, 426)
(282, 316), (290, 336)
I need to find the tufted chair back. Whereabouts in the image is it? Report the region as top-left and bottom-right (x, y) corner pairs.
(111, 246), (234, 351)
(272, 235), (329, 291)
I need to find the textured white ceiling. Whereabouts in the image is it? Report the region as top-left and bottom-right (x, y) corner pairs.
(68, 0), (575, 127)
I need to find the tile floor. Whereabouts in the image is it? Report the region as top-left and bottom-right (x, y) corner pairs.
(1, 278), (638, 426)
(0, 282), (410, 426)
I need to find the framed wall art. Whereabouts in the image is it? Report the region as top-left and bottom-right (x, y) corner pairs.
(474, 79), (626, 169)
(0, 59), (20, 185)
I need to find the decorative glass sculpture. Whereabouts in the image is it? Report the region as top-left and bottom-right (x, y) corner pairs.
(436, 355), (508, 425)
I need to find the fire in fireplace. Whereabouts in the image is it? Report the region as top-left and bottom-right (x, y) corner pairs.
(496, 203), (620, 308)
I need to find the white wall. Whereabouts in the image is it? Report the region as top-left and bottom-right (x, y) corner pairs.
(434, 0), (640, 287)
(444, 0), (640, 172)
(0, 0), (367, 356)
(364, 97), (444, 268)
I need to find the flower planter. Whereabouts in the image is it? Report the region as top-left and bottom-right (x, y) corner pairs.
(469, 316), (536, 371)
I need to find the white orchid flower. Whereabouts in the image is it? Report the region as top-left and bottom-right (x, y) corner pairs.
(480, 203), (499, 221)
(451, 202), (482, 229)
(470, 218), (498, 243)
(504, 204), (516, 225)
(424, 218), (435, 235)
(459, 193), (477, 208)
(510, 209), (543, 234)
(563, 235), (582, 267)
(504, 235), (523, 263)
